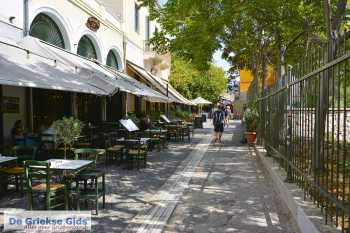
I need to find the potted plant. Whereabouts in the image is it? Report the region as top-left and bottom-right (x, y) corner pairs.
(244, 108), (259, 145)
(52, 117), (83, 159)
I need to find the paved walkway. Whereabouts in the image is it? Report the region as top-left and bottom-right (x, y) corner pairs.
(0, 121), (298, 233)
(163, 121), (298, 233)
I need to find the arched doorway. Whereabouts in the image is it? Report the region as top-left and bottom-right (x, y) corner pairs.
(29, 13), (72, 132)
(29, 13), (65, 49)
(77, 35), (97, 60)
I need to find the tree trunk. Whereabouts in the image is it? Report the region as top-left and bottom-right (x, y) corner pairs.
(64, 143), (67, 160)
(312, 0), (344, 173)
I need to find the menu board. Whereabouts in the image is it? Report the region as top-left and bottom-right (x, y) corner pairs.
(160, 114), (171, 123)
(119, 119), (139, 132)
(2, 96), (20, 113)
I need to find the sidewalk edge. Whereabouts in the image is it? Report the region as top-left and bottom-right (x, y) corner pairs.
(253, 146), (320, 233)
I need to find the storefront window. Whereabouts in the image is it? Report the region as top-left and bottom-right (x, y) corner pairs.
(30, 13), (65, 48)
(77, 36), (97, 60)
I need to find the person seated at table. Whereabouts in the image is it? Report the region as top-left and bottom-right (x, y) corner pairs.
(188, 112), (197, 122)
(139, 114), (152, 131)
(11, 120), (25, 144)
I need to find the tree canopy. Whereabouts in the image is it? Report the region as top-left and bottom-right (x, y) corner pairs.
(142, 0), (349, 94)
(169, 56), (227, 103)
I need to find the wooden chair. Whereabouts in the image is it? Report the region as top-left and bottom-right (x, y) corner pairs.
(73, 148), (106, 215)
(24, 160), (68, 210)
(166, 125), (180, 141)
(181, 124), (191, 142)
(0, 145), (37, 194)
(126, 142), (148, 170)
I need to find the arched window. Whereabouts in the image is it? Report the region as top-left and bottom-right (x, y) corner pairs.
(77, 36), (97, 60)
(106, 50), (120, 70)
(30, 13), (65, 48)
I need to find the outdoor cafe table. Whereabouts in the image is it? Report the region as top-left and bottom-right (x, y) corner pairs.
(115, 138), (151, 145)
(46, 159), (92, 172)
(0, 156), (17, 167)
(46, 159), (93, 209)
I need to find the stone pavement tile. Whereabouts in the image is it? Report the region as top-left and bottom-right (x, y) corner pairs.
(164, 121), (299, 233)
(0, 133), (205, 233)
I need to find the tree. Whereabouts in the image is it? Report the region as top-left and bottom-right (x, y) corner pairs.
(52, 117), (83, 159)
(169, 56), (227, 102)
(169, 56), (199, 99)
(192, 65), (227, 103)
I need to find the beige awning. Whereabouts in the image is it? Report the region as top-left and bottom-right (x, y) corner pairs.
(127, 61), (194, 105)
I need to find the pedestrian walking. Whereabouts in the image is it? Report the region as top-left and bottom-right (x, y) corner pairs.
(224, 105), (231, 127)
(213, 104), (225, 143)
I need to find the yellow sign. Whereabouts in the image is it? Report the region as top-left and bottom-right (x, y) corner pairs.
(239, 65), (276, 93)
(239, 69), (253, 92)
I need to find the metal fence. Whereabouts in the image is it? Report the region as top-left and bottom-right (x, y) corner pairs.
(257, 34), (350, 231)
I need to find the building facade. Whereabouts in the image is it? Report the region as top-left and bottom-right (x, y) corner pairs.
(0, 0), (170, 143)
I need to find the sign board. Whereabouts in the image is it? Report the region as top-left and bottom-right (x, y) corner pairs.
(2, 96), (19, 113)
(160, 114), (171, 123)
(119, 119), (139, 132)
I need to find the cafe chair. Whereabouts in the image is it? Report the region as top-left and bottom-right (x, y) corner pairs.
(0, 145), (37, 194)
(181, 124), (191, 142)
(166, 125), (180, 141)
(73, 148), (106, 215)
(106, 144), (125, 165)
(145, 130), (162, 152)
(127, 142), (148, 169)
(24, 160), (68, 210)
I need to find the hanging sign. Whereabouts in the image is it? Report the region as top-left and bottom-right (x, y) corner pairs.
(86, 17), (100, 32)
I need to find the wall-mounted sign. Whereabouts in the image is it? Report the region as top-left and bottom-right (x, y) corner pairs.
(2, 96), (20, 113)
(86, 16), (100, 32)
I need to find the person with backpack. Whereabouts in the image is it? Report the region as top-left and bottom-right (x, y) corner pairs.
(213, 104), (225, 143)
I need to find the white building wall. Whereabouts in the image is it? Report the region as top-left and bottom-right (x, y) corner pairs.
(0, 0), (162, 138)
(0, 0), (161, 68)
(0, 0), (23, 29)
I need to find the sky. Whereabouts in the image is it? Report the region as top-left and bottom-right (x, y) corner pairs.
(212, 49), (231, 72)
(157, 0), (231, 73)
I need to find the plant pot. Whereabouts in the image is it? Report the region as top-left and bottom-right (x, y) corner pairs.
(246, 131), (257, 145)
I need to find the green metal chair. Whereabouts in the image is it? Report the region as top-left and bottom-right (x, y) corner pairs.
(126, 142), (148, 170)
(0, 145), (37, 194)
(24, 160), (68, 210)
(180, 124), (191, 142)
(73, 148), (106, 215)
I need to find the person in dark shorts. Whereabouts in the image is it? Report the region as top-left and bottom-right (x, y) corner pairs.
(213, 104), (225, 143)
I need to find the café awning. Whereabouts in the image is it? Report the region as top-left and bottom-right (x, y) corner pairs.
(18, 36), (169, 102)
(103, 66), (170, 103)
(0, 37), (108, 95)
(127, 61), (194, 105)
(18, 36), (122, 95)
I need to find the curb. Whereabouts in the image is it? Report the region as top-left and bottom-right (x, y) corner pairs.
(253, 146), (321, 233)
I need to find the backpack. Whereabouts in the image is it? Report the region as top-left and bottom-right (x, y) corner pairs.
(213, 110), (223, 126)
